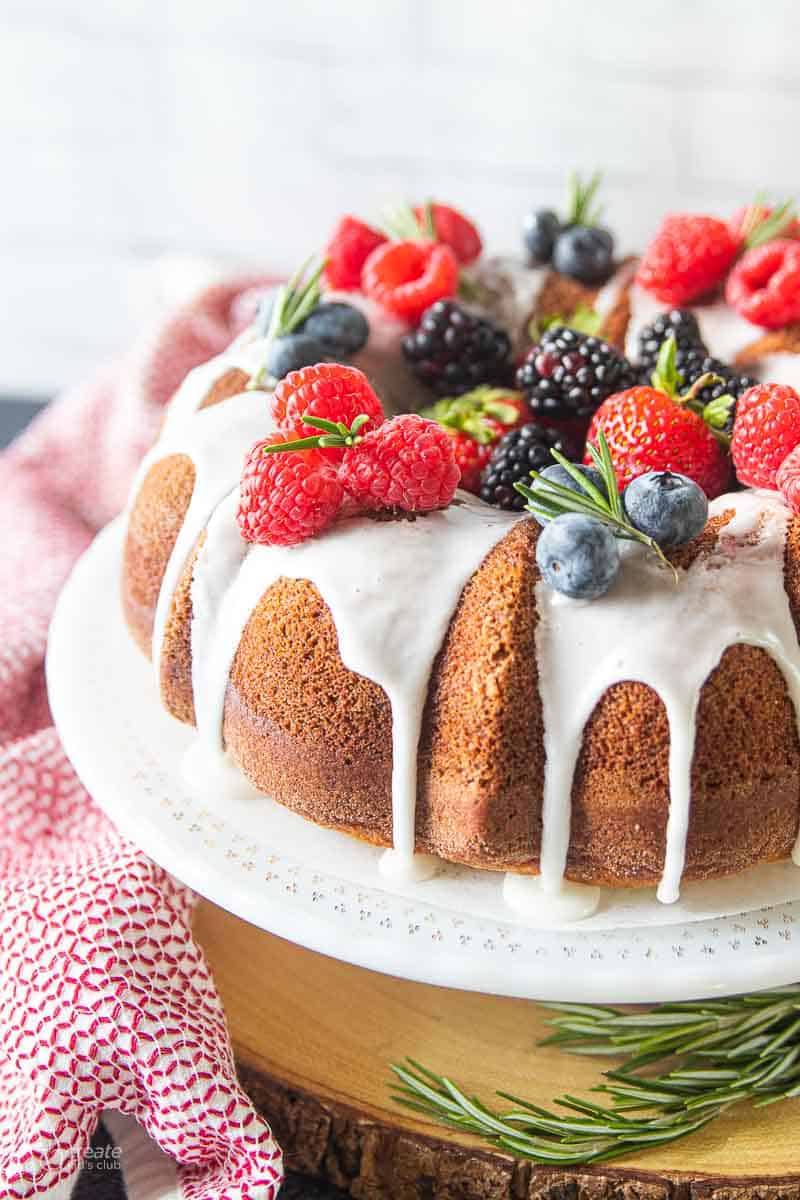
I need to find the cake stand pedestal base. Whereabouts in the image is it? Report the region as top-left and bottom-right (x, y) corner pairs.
(193, 901), (800, 1199)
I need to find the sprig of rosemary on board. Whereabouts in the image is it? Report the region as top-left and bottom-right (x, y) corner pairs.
(390, 986), (800, 1165)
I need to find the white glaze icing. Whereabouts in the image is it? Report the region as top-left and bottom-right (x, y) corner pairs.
(189, 489), (521, 869)
(535, 490), (800, 903)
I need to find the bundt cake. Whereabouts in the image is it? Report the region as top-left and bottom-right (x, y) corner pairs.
(122, 191), (800, 920)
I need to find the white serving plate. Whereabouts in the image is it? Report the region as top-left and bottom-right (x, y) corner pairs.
(46, 519), (800, 1002)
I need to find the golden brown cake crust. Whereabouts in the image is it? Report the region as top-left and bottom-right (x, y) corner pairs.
(119, 387), (800, 886)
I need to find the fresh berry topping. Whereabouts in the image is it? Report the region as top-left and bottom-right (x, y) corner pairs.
(338, 413), (460, 512)
(536, 513), (620, 600)
(301, 301), (369, 357)
(422, 386), (530, 494)
(623, 471), (708, 548)
(636, 215), (739, 305)
(636, 308), (705, 380)
(237, 434), (343, 547)
(362, 240), (459, 323)
(586, 386), (730, 498)
(552, 225), (614, 285)
(324, 216), (386, 291)
(401, 299), (513, 395)
(270, 364), (384, 459)
(725, 240), (800, 329)
(635, 313), (756, 436)
(730, 383), (800, 489)
(777, 444), (800, 514)
(529, 463), (606, 526)
(479, 423), (580, 511)
(266, 334), (328, 380)
(413, 202), (482, 265)
(523, 209), (561, 265)
(515, 326), (635, 422)
(672, 353), (756, 436)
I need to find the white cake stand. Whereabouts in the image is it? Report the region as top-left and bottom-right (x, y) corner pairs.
(46, 520), (800, 1002)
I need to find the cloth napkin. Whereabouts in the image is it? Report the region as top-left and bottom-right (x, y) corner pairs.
(0, 274), (284, 1199)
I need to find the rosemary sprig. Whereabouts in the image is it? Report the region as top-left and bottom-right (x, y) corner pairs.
(513, 429), (676, 576)
(261, 413), (371, 454)
(390, 985), (800, 1166)
(249, 256), (326, 388)
(566, 170), (604, 227)
(740, 194), (797, 249)
(382, 200), (436, 242)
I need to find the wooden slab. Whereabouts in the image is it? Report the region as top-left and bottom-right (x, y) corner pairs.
(193, 901), (800, 1198)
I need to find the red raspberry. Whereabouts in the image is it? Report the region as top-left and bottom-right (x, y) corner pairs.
(237, 434), (343, 546)
(339, 414), (460, 512)
(586, 387), (730, 499)
(777, 444), (800, 513)
(270, 363), (385, 460)
(636, 214), (739, 305)
(323, 216), (386, 291)
(725, 240), (800, 329)
(413, 203), (482, 265)
(731, 383), (800, 488)
(361, 240), (459, 323)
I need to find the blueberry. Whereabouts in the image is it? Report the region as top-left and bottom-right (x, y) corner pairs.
(532, 463), (607, 526)
(623, 471), (708, 548)
(552, 225), (614, 285)
(301, 302), (369, 357)
(266, 334), (328, 380)
(536, 513), (620, 600)
(254, 288), (279, 337)
(523, 208), (561, 265)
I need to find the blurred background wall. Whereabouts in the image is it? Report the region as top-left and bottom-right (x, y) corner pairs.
(3, 0), (799, 397)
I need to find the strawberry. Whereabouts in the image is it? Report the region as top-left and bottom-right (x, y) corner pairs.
(725, 240), (800, 330)
(731, 383), (800, 488)
(422, 386), (530, 494)
(585, 337), (731, 498)
(413, 202), (482, 265)
(361, 240), (459, 323)
(636, 214), (739, 305)
(324, 216), (386, 291)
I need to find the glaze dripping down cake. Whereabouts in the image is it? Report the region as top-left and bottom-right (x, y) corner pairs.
(122, 186), (800, 918)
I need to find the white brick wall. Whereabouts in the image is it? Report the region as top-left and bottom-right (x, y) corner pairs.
(2, 0), (800, 394)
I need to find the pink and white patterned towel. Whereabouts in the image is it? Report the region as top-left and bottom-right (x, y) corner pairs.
(0, 275), (284, 1200)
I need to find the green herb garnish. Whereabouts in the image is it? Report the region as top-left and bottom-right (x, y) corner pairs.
(391, 985), (800, 1166)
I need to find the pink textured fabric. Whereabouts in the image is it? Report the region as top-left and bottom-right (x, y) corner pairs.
(0, 276), (283, 1198)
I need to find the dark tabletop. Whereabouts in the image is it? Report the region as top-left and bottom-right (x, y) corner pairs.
(2, 397), (342, 1198)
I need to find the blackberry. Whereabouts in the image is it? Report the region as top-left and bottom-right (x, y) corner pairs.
(515, 326), (635, 422)
(676, 349), (757, 435)
(636, 308), (705, 382)
(479, 422), (580, 511)
(402, 299), (512, 396)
